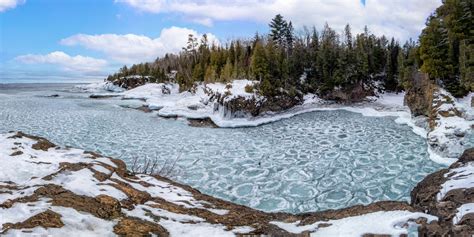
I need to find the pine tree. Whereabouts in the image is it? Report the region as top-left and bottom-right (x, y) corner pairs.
(204, 65), (217, 83)
(285, 21), (294, 51)
(251, 41), (268, 82)
(220, 58), (233, 82)
(269, 14), (288, 48)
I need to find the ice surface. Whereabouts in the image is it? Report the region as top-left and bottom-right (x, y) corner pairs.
(0, 84), (445, 213)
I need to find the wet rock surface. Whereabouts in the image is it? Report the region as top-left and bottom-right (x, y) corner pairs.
(187, 118), (219, 128)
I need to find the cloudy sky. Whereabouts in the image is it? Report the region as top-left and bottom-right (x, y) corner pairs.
(0, 0), (442, 83)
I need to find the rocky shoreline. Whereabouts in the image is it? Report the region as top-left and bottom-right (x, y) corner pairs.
(1, 131), (473, 236)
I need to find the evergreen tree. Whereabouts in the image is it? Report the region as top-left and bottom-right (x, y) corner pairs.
(251, 41), (269, 82)
(269, 14), (289, 48)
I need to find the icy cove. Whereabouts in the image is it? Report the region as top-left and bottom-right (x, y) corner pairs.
(0, 84), (444, 213)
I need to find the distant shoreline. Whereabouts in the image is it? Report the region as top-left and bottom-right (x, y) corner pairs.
(0, 82), (87, 88)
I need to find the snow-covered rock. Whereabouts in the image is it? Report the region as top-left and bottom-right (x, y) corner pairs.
(411, 148), (474, 236)
(428, 89), (474, 161)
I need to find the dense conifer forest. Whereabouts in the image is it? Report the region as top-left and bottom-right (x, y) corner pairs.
(107, 0), (473, 98)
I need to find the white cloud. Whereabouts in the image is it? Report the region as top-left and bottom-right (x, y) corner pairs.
(0, 0), (25, 12)
(116, 0), (442, 40)
(60, 26), (219, 64)
(15, 51), (107, 72)
(192, 17), (213, 27)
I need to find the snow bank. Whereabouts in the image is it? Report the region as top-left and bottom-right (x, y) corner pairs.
(72, 82), (125, 93)
(271, 211), (437, 236)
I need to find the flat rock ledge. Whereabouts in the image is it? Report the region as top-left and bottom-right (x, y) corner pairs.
(0, 132), (472, 236)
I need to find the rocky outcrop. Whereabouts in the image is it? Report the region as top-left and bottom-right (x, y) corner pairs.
(321, 81), (375, 103)
(2, 132), (467, 236)
(213, 93), (302, 118)
(89, 94), (121, 99)
(111, 76), (151, 90)
(427, 89), (474, 159)
(403, 72), (473, 159)
(404, 72), (436, 117)
(411, 148), (474, 236)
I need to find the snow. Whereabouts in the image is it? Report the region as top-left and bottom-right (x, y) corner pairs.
(72, 82), (125, 93)
(125, 204), (245, 237)
(5, 206), (117, 237)
(271, 211), (437, 236)
(453, 203), (474, 225)
(458, 92), (474, 115)
(270, 220), (321, 234)
(113, 173), (208, 209)
(438, 161), (474, 201)
(0, 199), (52, 228)
(91, 164), (112, 175)
(51, 168), (128, 200)
(369, 92), (406, 107)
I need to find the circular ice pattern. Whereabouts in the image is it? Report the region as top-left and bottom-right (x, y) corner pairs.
(0, 84), (445, 213)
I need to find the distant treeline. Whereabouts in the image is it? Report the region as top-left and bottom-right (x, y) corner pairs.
(107, 0), (473, 97)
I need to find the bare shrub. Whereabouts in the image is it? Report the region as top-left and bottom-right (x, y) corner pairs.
(129, 152), (183, 179)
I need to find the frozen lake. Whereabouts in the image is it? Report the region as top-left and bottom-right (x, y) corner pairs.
(0, 83), (445, 213)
